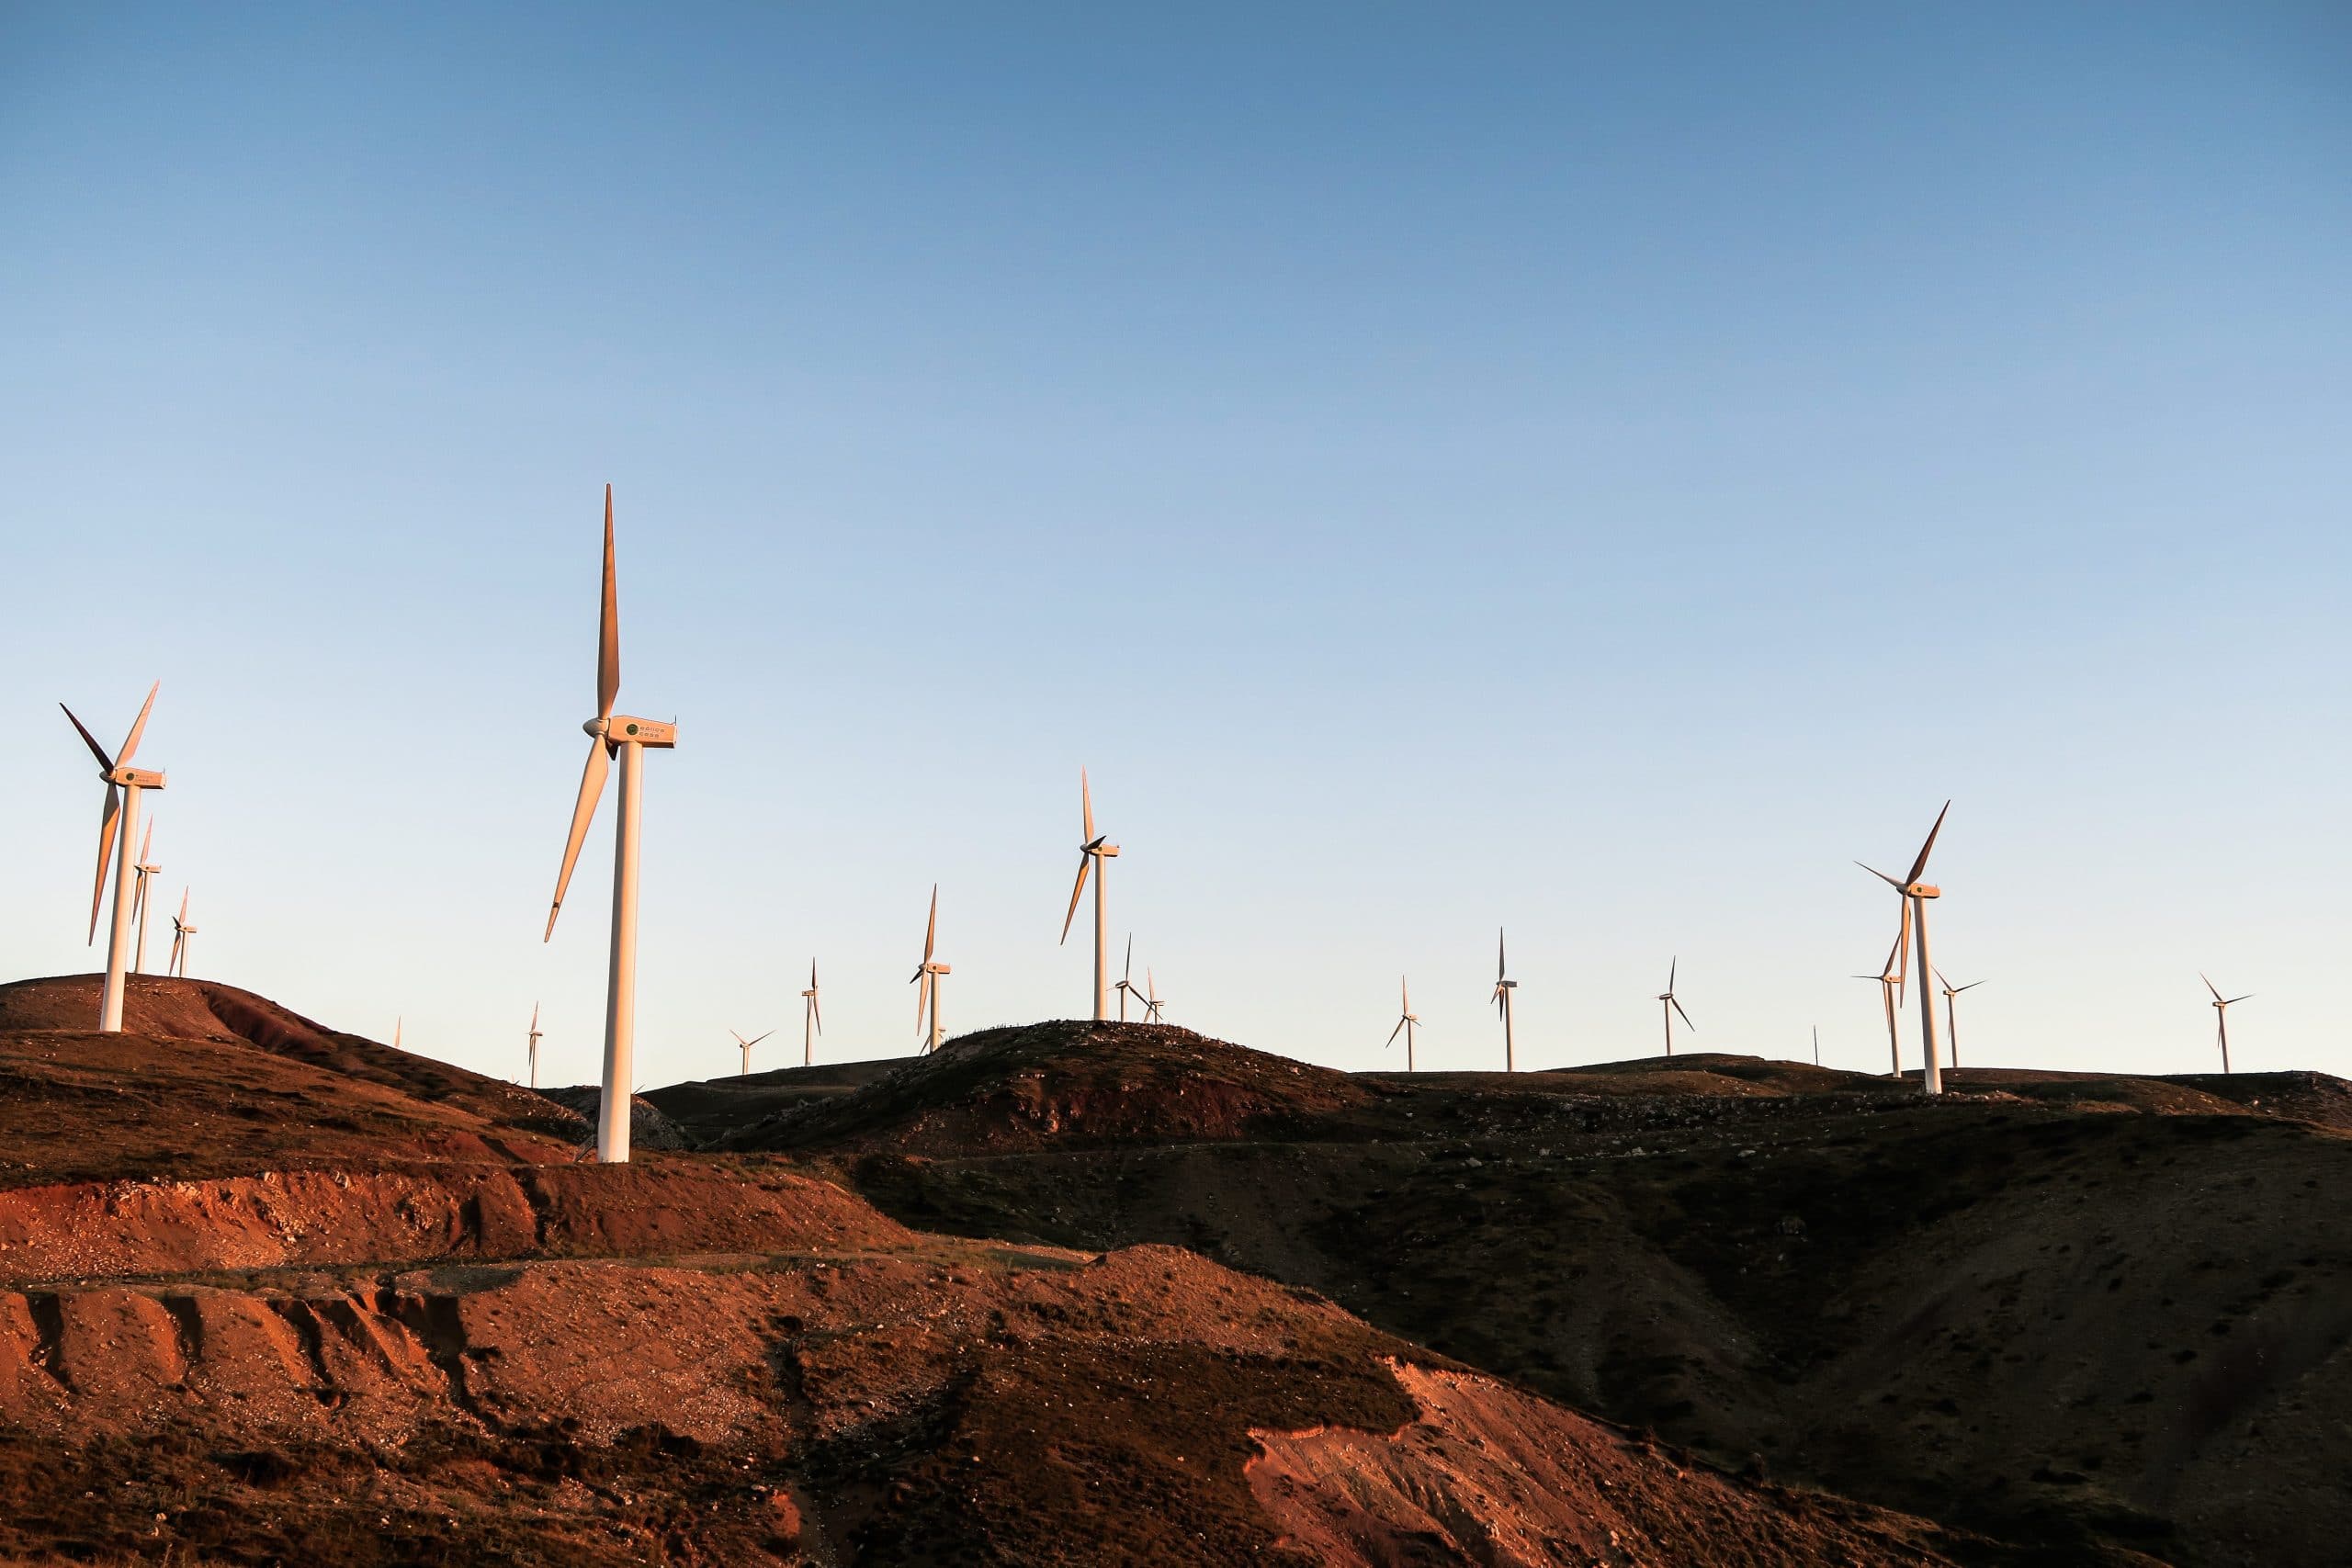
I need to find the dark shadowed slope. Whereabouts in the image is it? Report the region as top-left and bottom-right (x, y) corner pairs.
(715, 1020), (2352, 1568)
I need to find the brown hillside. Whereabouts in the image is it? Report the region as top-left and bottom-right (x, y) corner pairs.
(0, 985), (2022, 1566)
(778, 1032), (2352, 1568)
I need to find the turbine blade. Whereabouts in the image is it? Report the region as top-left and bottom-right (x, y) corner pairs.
(747, 1031), (775, 1048)
(88, 784), (121, 943)
(914, 969), (932, 1031)
(1956, 980), (1984, 993)
(1856, 861), (1905, 890)
(1668, 955), (1677, 991)
(925, 885), (938, 960)
(117, 681), (160, 766)
(2226, 994), (2253, 1005)
(138, 818), (153, 866)
(812, 995), (823, 1033)
(1905, 799), (1952, 886)
(61, 704), (114, 771)
(1497, 928), (1507, 980)
(597, 486), (621, 719)
(530, 1001), (539, 1030)
(1124, 933), (1134, 982)
(1058, 855), (1091, 943)
(545, 736), (611, 941)
(1672, 996), (1694, 1030)
(1386, 1018), (1406, 1046)
(2200, 972), (2223, 1003)
(1081, 767), (1094, 841)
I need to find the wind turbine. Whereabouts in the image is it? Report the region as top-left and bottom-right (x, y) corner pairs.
(1935, 970), (1984, 1072)
(544, 486), (677, 1165)
(393, 1015), (403, 1050)
(2201, 975), (2251, 1074)
(1140, 967), (1165, 1024)
(1386, 976), (1420, 1071)
(800, 960), (822, 1066)
(912, 886), (950, 1052)
(1112, 936), (1144, 1021)
(1812, 1024), (1820, 1066)
(1657, 958), (1693, 1056)
(1854, 919), (1906, 1078)
(1492, 930), (1518, 1071)
(130, 821), (163, 976)
(60, 682), (164, 1032)
(166, 888), (197, 978)
(1057, 769), (1121, 1021)
(732, 1028), (775, 1078)
(526, 1003), (543, 1089)
(1859, 802), (1951, 1097)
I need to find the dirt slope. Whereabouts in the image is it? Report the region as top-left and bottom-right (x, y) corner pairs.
(0, 987), (2016, 1566)
(752, 1024), (2352, 1568)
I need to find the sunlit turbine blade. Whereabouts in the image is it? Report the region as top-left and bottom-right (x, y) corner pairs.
(1497, 929), (1507, 980)
(746, 1031), (774, 1049)
(1956, 980), (1985, 994)
(137, 818), (153, 866)
(1058, 855), (1091, 943)
(2226, 994), (2253, 1005)
(89, 784), (121, 943)
(1123, 934), (1134, 984)
(60, 704), (115, 771)
(597, 486), (621, 720)
(914, 970), (933, 1031)
(1080, 767), (1094, 841)
(2200, 972), (2223, 1003)
(117, 681), (160, 766)
(530, 1001), (539, 1030)
(1386, 1017), (1406, 1046)
(924, 885), (938, 961)
(1856, 861), (1905, 890)
(545, 736), (612, 940)
(1668, 955), (1677, 991)
(1905, 800), (1952, 886)
(1401, 976), (1410, 1011)
(1672, 997), (1694, 1030)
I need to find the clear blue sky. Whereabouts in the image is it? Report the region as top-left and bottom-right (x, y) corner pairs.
(5, 4), (2346, 1088)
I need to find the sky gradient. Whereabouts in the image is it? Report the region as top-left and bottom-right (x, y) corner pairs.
(4, 4), (2347, 1089)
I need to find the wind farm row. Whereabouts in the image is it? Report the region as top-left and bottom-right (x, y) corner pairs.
(54, 489), (2262, 1164)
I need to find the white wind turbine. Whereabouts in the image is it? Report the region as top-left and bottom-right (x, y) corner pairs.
(544, 486), (677, 1164)
(732, 1028), (775, 1078)
(393, 1015), (403, 1050)
(1492, 930), (1518, 1071)
(2201, 975), (2251, 1074)
(1854, 918), (1906, 1078)
(912, 886), (950, 1052)
(1112, 937), (1144, 1021)
(1657, 958), (1694, 1056)
(1057, 770), (1121, 1020)
(130, 821), (162, 976)
(167, 888), (197, 978)
(1386, 976), (1420, 1071)
(60, 682), (165, 1032)
(1140, 967), (1165, 1025)
(526, 1003), (543, 1089)
(1859, 802), (1951, 1097)
(801, 960), (822, 1066)
(1935, 970), (1984, 1072)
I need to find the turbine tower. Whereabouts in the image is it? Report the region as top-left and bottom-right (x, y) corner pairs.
(801, 960), (822, 1066)
(130, 821), (162, 976)
(732, 1028), (774, 1078)
(1812, 1024), (1820, 1067)
(1058, 769), (1120, 1021)
(1860, 801), (1951, 1097)
(1491, 930), (1518, 1072)
(1386, 976), (1420, 1071)
(60, 682), (165, 1032)
(167, 888), (197, 978)
(912, 886), (950, 1052)
(1935, 970), (1984, 1072)
(1112, 937), (1144, 1021)
(545, 486), (678, 1165)
(1657, 958), (1693, 1056)
(1854, 919), (1906, 1078)
(526, 1003), (543, 1089)
(2201, 975), (2251, 1074)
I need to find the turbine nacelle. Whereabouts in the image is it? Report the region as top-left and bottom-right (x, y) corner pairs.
(104, 765), (166, 789)
(584, 715), (677, 748)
